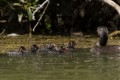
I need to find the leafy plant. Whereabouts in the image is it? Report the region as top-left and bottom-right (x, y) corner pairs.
(13, 0), (39, 22)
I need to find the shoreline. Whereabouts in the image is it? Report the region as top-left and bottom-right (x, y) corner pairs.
(0, 35), (119, 54)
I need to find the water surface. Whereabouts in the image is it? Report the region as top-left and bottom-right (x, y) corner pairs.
(0, 49), (120, 80)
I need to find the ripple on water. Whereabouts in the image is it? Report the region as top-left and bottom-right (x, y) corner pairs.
(0, 49), (119, 80)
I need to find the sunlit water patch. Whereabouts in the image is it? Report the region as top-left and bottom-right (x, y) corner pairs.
(0, 49), (120, 80)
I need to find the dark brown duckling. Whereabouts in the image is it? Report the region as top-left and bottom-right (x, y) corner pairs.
(31, 44), (39, 54)
(58, 46), (67, 53)
(7, 46), (28, 56)
(67, 41), (76, 49)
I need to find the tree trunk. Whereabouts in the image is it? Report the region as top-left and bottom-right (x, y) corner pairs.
(29, 22), (32, 38)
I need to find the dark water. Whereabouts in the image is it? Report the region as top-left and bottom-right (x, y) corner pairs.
(0, 49), (120, 80)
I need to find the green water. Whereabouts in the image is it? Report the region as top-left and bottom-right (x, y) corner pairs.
(0, 49), (120, 80)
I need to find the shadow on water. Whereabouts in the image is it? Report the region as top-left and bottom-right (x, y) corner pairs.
(0, 48), (120, 80)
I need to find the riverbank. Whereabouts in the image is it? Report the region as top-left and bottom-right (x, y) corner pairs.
(0, 35), (119, 54)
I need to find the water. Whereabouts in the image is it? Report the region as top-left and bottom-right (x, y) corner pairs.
(0, 49), (120, 80)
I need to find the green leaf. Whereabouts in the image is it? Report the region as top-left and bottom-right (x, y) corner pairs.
(27, 7), (34, 21)
(13, 3), (22, 7)
(18, 13), (23, 22)
(19, 0), (25, 3)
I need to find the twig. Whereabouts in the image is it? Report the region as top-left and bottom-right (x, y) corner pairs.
(0, 29), (6, 35)
(32, 0), (49, 32)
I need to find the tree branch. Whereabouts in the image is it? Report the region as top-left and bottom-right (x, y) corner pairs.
(32, 0), (49, 32)
(32, 0), (49, 17)
(0, 29), (5, 35)
(102, 0), (120, 15)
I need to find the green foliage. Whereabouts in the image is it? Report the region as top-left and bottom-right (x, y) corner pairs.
(45, 15), (51, 30)
(0, 0), (39, 22)
(0, 0), (120, 35)
(27, 7), (33, 21)
(13, 0), (39, 22)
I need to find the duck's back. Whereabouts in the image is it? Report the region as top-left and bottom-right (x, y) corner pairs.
(91, 45), (120, 54)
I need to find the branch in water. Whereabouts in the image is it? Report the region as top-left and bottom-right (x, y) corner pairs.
(32, 0), (49, 32)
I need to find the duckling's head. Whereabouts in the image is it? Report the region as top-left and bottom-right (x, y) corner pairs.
(97, 26), (108, 46)
(18, 46), (26, 52)
(58, 46), (66, 53)
(47, 43), (56, 50)
(31, 44), (39, 53)
(68, 41), (76, 49)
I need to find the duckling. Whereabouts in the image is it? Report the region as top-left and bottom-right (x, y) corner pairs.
(67, 41), (76, 49)
(7, 46), (28, 56)
(44, 43), (58, 53)
(30, 44), (39, 54)
(47, 43), (56, 50)
(57, 46), (66, 54)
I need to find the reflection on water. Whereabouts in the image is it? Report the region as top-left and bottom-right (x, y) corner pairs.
(0, 49), (120, 80)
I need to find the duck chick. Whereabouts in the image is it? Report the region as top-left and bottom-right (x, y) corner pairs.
(31, 44), (39, 54)
(57, 46), (67, 54)
(67, 41), (76, 49)
(7, 46), (28, 56)
(46, 43), (56, 50)
(44, 43), (57, 53)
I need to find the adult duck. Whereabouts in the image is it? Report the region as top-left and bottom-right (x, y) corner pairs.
(90, 26), (120, 54)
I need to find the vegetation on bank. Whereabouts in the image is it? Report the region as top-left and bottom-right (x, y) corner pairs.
(0, 0), (120, 54)
(0, 0), (120, 36)
(0, 35), (120, 54)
